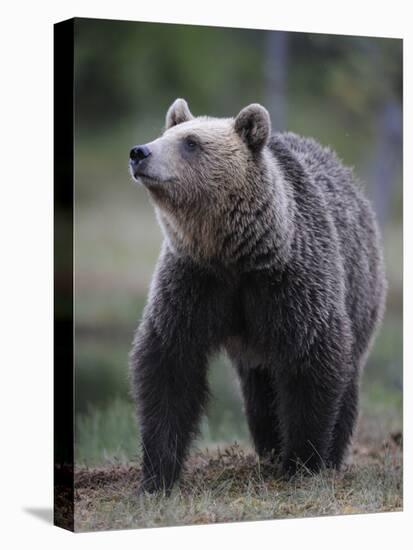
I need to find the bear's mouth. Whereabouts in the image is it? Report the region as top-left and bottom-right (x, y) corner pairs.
(136, 173), (159, 184)
(131, 169), (174, 188)
(129, 161), (175, 187)
(129, 165), (159, 185)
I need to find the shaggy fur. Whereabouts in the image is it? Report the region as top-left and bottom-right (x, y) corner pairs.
(129, 98), (386, 493)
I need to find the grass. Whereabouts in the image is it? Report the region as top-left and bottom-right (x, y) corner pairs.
(73, 371), (403, 532)
(74, 434), (402, 532)
(76, 400), (139, 465)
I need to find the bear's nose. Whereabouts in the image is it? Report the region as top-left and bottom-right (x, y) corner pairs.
(130, 145), (152, 163)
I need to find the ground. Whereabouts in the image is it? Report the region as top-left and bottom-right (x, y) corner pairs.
(73, 429), (402, 532)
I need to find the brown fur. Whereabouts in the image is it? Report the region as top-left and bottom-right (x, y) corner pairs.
(128, 99), (386, 493)
(132, 99), (293, 268)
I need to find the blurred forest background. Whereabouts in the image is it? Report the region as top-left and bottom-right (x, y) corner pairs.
(73, 18), (402, 466)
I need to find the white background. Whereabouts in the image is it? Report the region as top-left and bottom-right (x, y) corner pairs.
(0, 0), (410, 548)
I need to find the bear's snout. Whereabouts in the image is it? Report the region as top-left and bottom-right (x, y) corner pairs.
(130, 144), (152, 164)
(129, 144), (153, 181)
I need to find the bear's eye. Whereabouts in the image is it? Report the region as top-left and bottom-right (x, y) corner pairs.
(184, 137), (198, 151)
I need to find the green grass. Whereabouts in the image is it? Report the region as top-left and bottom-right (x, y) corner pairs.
(74, 352), (402, 532)
(75, 381), (402, 469)
(74, 439), (402, 532)
(76, 400), (139, 465)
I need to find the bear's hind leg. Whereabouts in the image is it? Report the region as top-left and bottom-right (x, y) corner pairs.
(236, 363), (282, 460)
(328, 370), (360, 469)
(276, 330), (350, 477)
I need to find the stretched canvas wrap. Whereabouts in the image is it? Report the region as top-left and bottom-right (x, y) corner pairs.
(54, 17), (403, 532)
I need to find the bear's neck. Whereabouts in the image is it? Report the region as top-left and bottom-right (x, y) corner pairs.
(155, 152), (295, 273)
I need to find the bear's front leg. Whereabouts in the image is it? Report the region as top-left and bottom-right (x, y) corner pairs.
(131, 317), (209, 493)
(130, 250), (226, 493)
(277, 323), (351, 477)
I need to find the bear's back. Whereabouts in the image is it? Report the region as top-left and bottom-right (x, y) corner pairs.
(268, 132), (386, 361)
(270, 131), (361, 215)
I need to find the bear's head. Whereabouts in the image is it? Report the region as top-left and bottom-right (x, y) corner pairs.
(129, 99), (291, 267)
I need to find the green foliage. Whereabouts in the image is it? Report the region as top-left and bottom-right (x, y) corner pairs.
(74, 19), (402, 137)
(75, 20), (264, 131)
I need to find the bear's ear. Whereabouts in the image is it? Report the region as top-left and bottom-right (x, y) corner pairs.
(165, 98), (194, 129)
(234, 103), (271, 152)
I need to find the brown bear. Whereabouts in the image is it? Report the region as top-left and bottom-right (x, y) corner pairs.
(129, 98), (386, 493)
